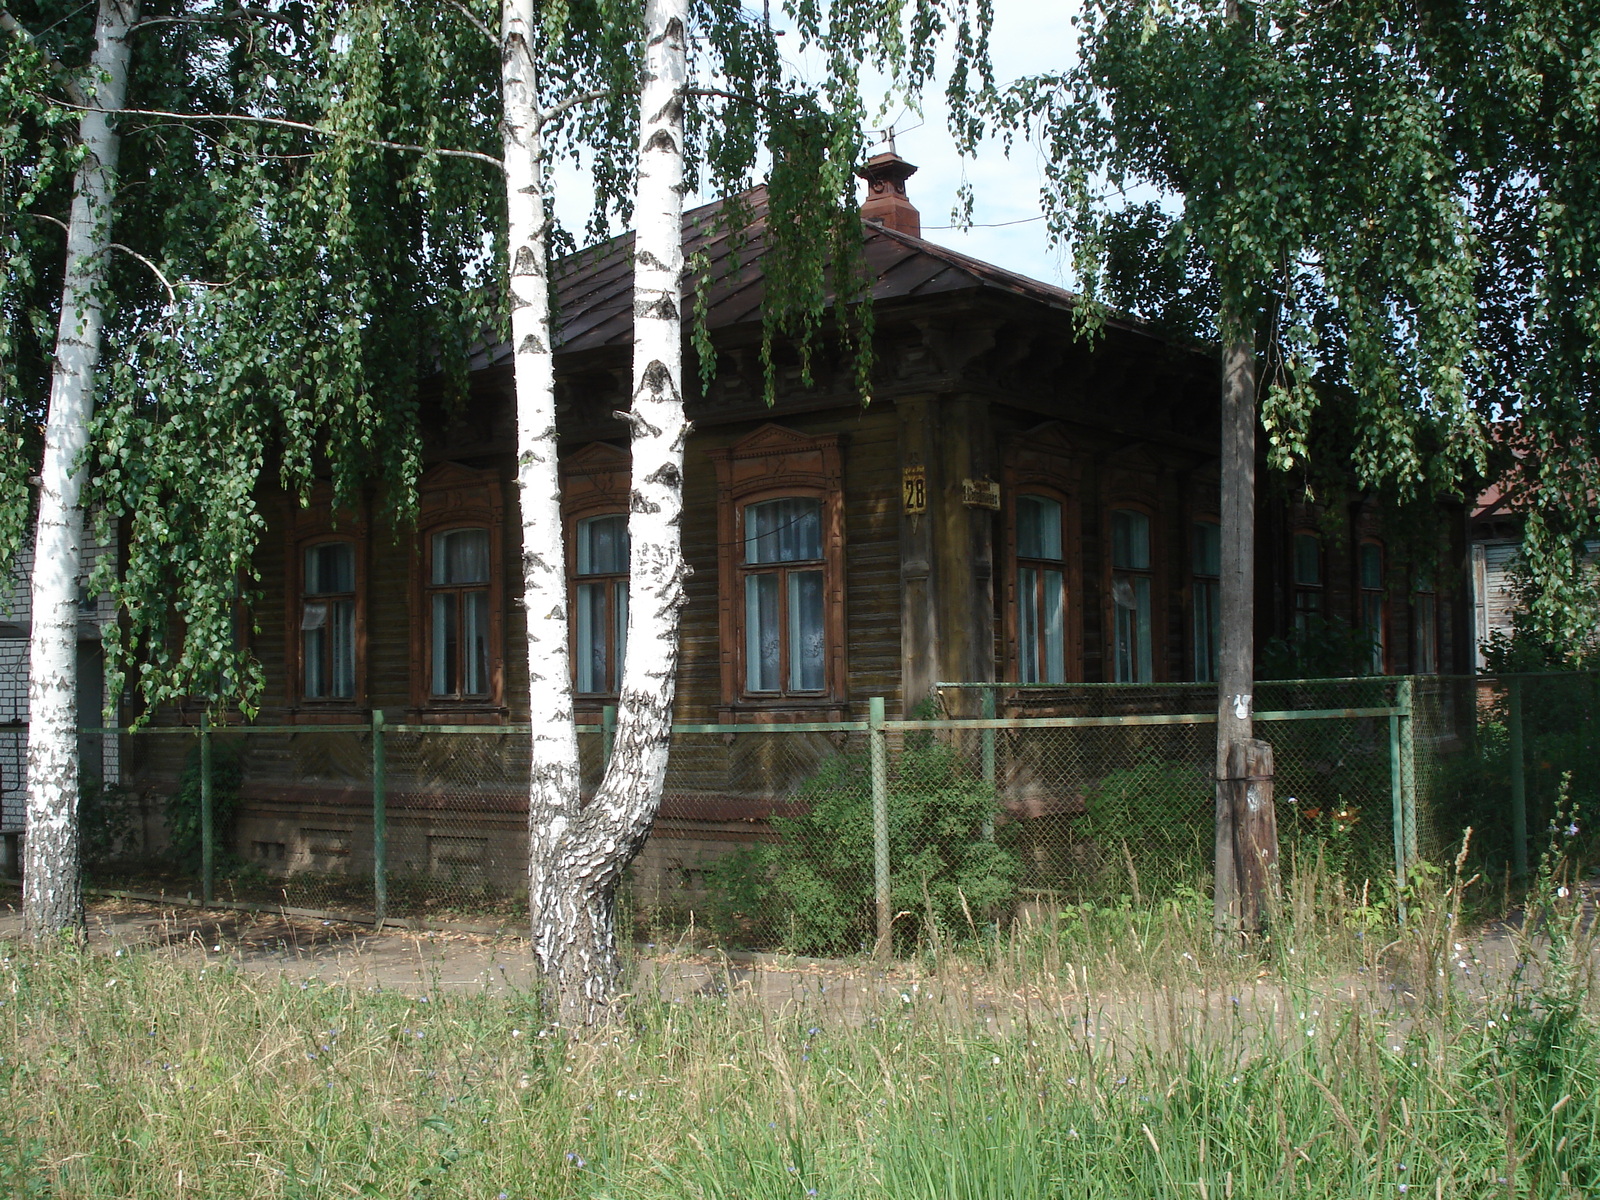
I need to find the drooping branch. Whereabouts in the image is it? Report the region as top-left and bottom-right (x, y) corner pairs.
(50, 100), (507, 171)
(129, 7), (295, 31)
(1, 9), (89, 106)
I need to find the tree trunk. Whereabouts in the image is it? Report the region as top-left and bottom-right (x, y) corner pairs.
(24, 0), (138, 941)
(499, 1), (586, 1010)
(1213, 304), (1257, 938)
(506, 0), (689, 1027)
(528, 0), (690, 1028)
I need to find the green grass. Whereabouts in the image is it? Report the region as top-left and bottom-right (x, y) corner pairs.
(2, 866), (1596, 1199)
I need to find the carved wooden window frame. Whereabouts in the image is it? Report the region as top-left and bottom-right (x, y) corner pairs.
(285, 485), (368, 720)
(561, 443), (632, 710)
(709, 425), (846, 718)
(1002, 424), (1083, 686)
(409, 462), (506, 719)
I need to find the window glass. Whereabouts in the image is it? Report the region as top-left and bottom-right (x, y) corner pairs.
(1193, 521), (1221, 577)
(1359, 542), (1384, 591)
(745, 498), (822, 565)
(574, 514), (629, 695)
(741, 497), (827, 695)
(1414, 593), (1438, 674)
(1293, 533), (1322, 587)
(788, 570), (826, 691)
(1016, 495), (1067, 684)
(1360, 541), (1386, 673)
(305, 542), (355, 596)
(1017, 494), (1063, 561)
(1112, 509), (1151, 571)
(1192, 520), (1221, 682)
(745, 573), (781, 692)
(1111, 509), (1153, 682)
(429, 528), (491, 698)
(577, 514), (628, 576)
(302, 542), (355, 699)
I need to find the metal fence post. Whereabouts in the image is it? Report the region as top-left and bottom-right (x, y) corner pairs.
(1389, 711), (1407, 921)
(200, 713), (214, 907)
(1508, 675), (1527, 880)
(372, 709), (387, 927)
(1398, 677), (1418, 863)
(980, 687), (996, 840)
(602, 703), (617, 768)
(869, 696), (891, 958)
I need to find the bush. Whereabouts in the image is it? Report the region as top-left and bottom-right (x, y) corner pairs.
(163, 742), (242, 876)
(1079, 757), (1213, 894)
(708, 741), (1019, 956)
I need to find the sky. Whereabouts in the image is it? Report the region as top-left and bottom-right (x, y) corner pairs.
(551, 1), (1081, 288)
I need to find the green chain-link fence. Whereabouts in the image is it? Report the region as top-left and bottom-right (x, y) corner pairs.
(2, 673), (1591, 953)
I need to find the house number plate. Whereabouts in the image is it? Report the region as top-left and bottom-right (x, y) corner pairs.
(902, 464), (927, 514)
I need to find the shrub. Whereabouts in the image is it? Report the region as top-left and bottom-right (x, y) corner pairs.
(708, 741), (1019, 955)
(163, 742), (242, 876)
(1079, 757), (1213, 894)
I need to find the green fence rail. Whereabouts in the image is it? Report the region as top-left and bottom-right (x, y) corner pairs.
(1, 673), (1591, 951)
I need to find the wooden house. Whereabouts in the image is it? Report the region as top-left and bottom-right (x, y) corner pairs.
(121, 153), (1472, 897)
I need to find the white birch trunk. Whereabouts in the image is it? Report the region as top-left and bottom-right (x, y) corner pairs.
(23, 0), (138, 940)
(507, 0), (689, 1027)
(499, 0), (590, 1014)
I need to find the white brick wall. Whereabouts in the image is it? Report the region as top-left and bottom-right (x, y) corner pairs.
(1, 526), (121, 831)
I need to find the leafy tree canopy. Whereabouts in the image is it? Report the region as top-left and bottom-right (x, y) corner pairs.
(1, 0), (988, 714)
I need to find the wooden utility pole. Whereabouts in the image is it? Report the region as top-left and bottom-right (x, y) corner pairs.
(1213, 313), (1277, 936)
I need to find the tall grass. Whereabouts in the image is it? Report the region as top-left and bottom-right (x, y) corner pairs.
(1, 856), (1595, 1199)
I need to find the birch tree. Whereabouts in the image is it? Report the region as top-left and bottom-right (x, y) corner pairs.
(952, 0), (1486, 932)
(8, 0), (139, 938)
(8, 0), (981, 1007)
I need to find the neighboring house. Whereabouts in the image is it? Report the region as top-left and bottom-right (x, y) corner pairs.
(1468, 476), (1600, 669)
(0, 530), (121, 841)
(1468, 480), (1521, 670)
(123, 153), (1471, 892)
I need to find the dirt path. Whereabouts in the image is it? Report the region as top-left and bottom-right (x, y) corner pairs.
(4, 890), (1590, 1040)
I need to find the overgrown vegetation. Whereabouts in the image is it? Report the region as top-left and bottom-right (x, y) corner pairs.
(162, 743), (242, 878)
(2, 840), (1595, 1198)
(709, 742), (1019, 955)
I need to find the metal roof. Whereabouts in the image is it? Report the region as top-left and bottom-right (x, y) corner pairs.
(474, 187), (1129, 369)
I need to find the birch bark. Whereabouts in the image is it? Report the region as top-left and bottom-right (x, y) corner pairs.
(498, 0), (589, 1013)
(23, 0), (139, 940)
(508, 0), (689, 1026)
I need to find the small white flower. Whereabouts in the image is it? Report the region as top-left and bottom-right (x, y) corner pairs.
(1557, 886), (1570, 899)
(511, 1029), (523, 1038)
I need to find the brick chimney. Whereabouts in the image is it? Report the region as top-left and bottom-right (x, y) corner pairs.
(857, 151), (920, 238)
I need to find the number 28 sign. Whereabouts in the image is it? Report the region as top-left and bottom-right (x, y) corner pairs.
(902, 463), (927, 514)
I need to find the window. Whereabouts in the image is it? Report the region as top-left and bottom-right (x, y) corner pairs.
(1359, 540), (1387, 673)
(710, 424), (845, 713)
(574, 514), (629, 695)
(410, 462), (505, 715)
(427, 528), (491, 699)
(301, 540), (356, 700)
(1111, 508), (1154, 683)
(1015, 494), (1067, 683)
(1292, 532), (1323, 632)
(1413, 570), (1438, 675)
(1192, 520), (1221, 682)
(741, 497), (826, 694)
